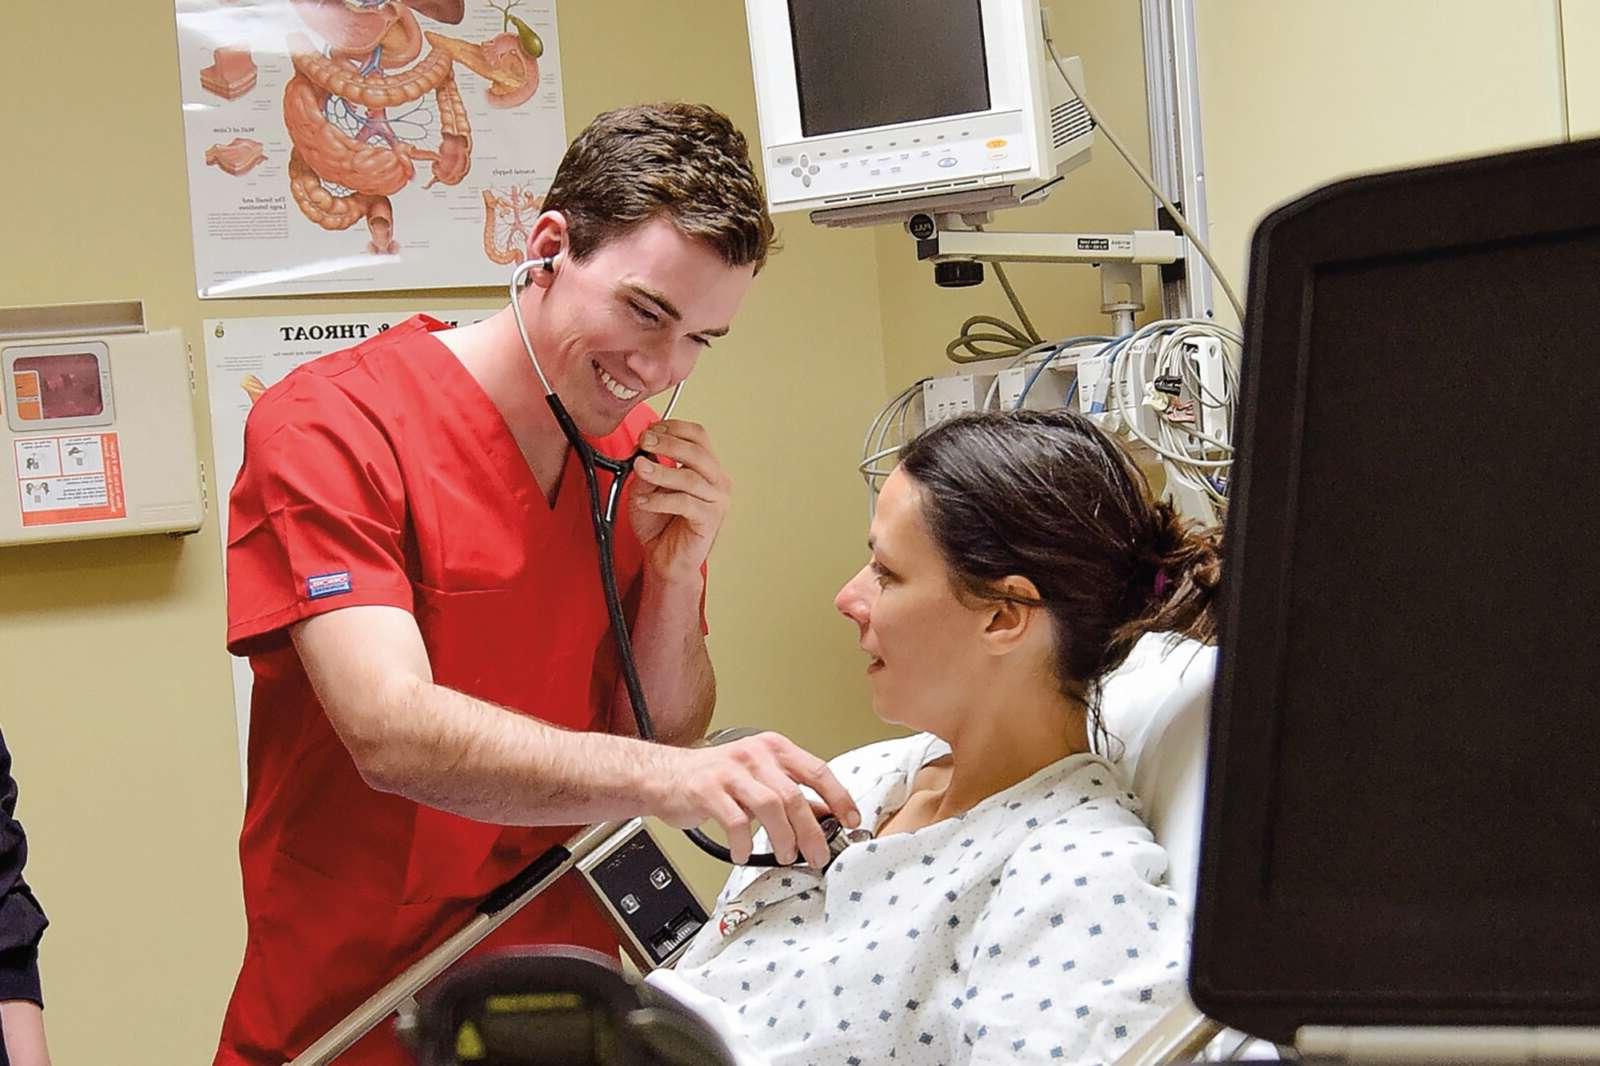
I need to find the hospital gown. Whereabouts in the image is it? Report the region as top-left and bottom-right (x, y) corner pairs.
(672, 733), (1188, 1065)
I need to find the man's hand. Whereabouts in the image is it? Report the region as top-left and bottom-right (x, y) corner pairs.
(630, 420), (731, 582)
(650, 733), (862, 869)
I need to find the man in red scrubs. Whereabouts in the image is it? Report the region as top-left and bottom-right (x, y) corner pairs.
(216, 102), (861, 1065)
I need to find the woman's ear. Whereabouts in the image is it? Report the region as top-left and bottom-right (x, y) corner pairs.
(981, 576), (1043, 655)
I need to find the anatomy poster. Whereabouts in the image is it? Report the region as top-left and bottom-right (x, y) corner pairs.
(176, 0), (565, 298)
(204, 308), (496, 779)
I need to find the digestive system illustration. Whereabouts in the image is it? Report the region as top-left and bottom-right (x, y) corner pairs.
(224, 0), (545, 255)
(481, 184), (543, 263)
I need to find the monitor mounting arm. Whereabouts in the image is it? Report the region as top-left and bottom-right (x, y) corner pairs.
(908, 217), (1185, 335)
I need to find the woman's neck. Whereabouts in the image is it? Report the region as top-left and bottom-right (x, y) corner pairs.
(882, 676), (1092, 835)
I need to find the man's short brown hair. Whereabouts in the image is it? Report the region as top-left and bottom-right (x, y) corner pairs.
(542, 102), (776, 272)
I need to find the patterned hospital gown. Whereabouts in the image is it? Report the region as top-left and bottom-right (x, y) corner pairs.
(673, 733), (1189, 1065)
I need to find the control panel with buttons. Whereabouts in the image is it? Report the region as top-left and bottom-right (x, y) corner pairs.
(765, 109), (1036, 211)
(575, 819), (709, 970)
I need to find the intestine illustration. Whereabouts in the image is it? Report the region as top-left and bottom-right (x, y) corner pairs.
(481, 184), (543, 264)
(277, 0), (544, 255)
(206, 137), (268, 175)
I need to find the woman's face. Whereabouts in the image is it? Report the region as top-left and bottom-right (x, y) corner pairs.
(834, 468), (993, 732)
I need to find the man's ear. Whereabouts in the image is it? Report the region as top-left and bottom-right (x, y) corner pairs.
(524, 210), (571, 285)
(980, 575), (1043, 655)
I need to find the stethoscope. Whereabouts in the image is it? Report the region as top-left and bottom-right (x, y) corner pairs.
(510, 256), (864, 869)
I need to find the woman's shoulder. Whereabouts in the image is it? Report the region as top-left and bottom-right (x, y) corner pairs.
(1005, 757), (1173, 890)
(993, 753), (1147, 826)
(826, 732), (946, 783)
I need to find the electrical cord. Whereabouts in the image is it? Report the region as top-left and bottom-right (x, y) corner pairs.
(946, 222), (1047, 363)
(992, 261), (1041, 343)
(858, 378), (927, 507)
(1008, 334), (1118, 411)
(945, 256), (1044, 365)
(946, 314), (1038, 363)
(1041, 24), (1248, 325)
(980, 336), (1076, 411)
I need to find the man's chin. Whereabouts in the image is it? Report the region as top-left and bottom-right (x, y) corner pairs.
(569, 404), (634, 440)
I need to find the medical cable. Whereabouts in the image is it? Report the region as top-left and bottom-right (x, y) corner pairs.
(1041, 24), (1247, 325)
(945, 313), (1037, 364)
(510, 258), (795, 868)
(1110, 321), (1240, 506)
(858, 378), (927, 505)
(944, 244), (1042, 364)
(1005, 318), (1239, 507)
(1095, 318), (1241, 506)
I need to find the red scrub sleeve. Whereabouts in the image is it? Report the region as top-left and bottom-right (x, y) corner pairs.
(226, 376), (415, 657)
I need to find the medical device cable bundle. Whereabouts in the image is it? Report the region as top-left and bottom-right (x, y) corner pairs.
(1040, 318), (1239, 510)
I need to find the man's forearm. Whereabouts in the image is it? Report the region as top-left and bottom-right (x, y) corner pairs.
(361, 677), (679, 825)
(0, 1000), (49, 1066)
(610, 571), (715, 744)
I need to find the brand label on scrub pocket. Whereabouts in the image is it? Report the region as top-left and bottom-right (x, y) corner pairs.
(307, 571), (353, 599)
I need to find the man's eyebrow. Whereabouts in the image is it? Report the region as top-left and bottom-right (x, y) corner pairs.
(624, 283), (731, 338)
(624, 283), (682, 320)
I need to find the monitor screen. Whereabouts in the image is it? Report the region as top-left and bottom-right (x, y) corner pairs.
(787, 0), (991, 137)
(1266, 229), (1600, 939)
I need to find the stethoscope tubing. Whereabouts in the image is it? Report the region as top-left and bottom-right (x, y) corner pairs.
(510, 258), (785, 867)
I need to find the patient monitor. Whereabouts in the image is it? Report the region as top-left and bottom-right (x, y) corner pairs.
(1193, 137), (1600, 1058)
(743, 0), (1093, 228)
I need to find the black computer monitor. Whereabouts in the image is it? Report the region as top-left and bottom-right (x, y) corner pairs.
(1190, 138), (1600, 1044)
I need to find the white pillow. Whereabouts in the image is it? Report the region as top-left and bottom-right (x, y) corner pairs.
(1097, 633), (1216, 906)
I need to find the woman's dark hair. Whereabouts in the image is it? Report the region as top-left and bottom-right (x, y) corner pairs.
(897, 410), (1221, 743)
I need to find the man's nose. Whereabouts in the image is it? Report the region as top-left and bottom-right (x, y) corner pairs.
(627, 340), (694, 395)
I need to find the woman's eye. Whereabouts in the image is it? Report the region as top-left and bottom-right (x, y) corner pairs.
(629, 302), (660, 325)
(870, 562), (893, 586)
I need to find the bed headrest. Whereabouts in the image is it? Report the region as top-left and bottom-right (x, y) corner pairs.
(1097, 633), (1216, 905)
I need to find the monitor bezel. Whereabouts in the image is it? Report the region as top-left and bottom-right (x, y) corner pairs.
(1189, 136), (1600, 1043)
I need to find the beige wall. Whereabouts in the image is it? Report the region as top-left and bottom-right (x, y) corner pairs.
(0, 1), (889, 1061)
(1563, 0), (1600, 137)
(1194, 0), (1569, 330)
(0, 1), (1590, 1061)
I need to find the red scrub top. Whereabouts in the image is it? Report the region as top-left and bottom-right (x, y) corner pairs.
(216, 315), (671, 1065)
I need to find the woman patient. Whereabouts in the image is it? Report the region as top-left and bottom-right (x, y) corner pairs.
(669, 410), (1221, 1064)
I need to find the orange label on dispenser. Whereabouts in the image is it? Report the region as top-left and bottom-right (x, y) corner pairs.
(15, 432), (127, 526)
(11, 370), (42, 421)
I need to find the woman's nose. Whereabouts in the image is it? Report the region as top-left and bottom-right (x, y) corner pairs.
(834, 567), (873, 624)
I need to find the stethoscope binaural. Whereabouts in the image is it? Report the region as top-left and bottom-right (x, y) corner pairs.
(510, 255), (863, 869)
